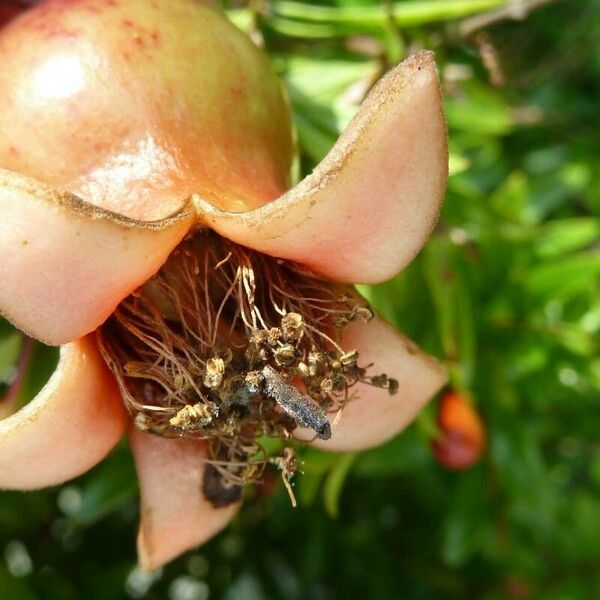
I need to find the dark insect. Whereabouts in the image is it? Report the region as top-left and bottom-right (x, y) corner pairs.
(261, 365), (331, 440)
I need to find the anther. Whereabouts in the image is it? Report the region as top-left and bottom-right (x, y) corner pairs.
(281, 312), (304, 341)
(340, 349), (359, 367)
(352, 306), (374, 321)
(274, 344), (296, 366)
(320, 378), (333, 394)
(203, 357), (225, 389)
(297, 362), (310, 377)
(244, 370), (264, 393)
(266, 327), (281, 346)
(134, 413), (151, 431)
(170, 402), (219, 430)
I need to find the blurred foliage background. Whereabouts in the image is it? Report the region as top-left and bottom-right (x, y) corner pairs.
(1, 0), (599, 598)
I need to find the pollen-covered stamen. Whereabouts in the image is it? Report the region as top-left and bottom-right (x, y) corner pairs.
(97, 230), (397, 504)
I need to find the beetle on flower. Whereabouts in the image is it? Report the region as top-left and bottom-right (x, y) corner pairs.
(0, 0), (448, 569)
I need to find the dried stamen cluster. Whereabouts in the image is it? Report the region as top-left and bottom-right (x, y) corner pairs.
(98, 230), (398, 505)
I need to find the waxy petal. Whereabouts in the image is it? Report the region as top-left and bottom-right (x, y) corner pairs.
(298, 316), (447, 452)
(130, 429), (240, 571)
(196, 51), (447, 284)
(0, 336), (126, 489)
(0, 169), (193, 345)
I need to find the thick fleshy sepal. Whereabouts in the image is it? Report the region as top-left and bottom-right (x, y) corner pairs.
(130, 429), (240, 571)
(0, 169), (193, 345)
(0, 336), (126, 489)
(196, 51), (447, 283)
(298, 316), (447, 452)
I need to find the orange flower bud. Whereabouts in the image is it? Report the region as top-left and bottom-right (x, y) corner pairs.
(432, 390), (486, 470)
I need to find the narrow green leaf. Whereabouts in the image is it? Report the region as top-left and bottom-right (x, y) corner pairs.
(0, 333), (21, 382)
(534, 218), (600, 258)
(423, 239), (476, 387)
(72, 446), (137, 526)
(271, 0), (507, 28)
(522, 253), (600, 300)
(294, 112), (336, 162)
(323, 453), (357, 519)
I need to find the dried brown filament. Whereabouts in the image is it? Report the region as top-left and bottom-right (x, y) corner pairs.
(98, 230), (397, 505)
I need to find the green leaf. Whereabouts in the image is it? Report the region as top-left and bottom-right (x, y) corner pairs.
(449, 151), (471, 176)
(445, 85), (513, 137)
(226, 8), (255, 33)
(441, 470), (490, 567)
(354, 430), (430, 477)
(71, 445), (137, 526)
(522, 253), (600, 300)
(534, 218), (600, 258)
(423, 239), (476, 387)
(0, 332), (21, 383)
(296, 472), (323, 506)
(270, 0), (508, 28)
(294, 112), (337, 163)
(0, 567), (36, 600)
(283, 57), (376, 102)
(323, 453), (357, 518)
(490, 171), (536, 225)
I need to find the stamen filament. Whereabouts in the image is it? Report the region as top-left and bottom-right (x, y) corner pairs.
(98, 230), (397, 506)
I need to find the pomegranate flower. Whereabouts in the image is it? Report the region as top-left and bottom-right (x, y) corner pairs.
(0, 0), (448, 569)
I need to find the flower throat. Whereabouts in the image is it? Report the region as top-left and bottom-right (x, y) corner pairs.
(97, 230), (397, 506)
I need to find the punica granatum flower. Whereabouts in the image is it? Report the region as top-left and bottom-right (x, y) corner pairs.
(0, 0), (448, 569)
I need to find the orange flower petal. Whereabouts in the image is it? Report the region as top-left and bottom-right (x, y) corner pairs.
(0, 336), (126, 489)
(297, 316), (447, 452)
(196, 51), (447, 284)
(0, 169), (193, 345)
(130, 429), (240, 571)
